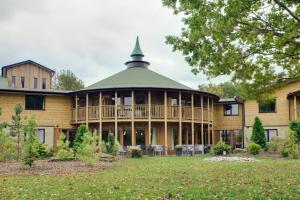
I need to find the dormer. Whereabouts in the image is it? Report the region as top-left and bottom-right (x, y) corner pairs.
(1, 60), (55, 90)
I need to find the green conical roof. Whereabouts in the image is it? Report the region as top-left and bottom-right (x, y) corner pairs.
(130, 36), (144, 57)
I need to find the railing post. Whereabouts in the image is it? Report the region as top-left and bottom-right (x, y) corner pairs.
(294, 95), (297, 120)
(86, 93), (89, 129)
(131, 90), (135, 146)
(164, 91), (168, 155)
(99, 92), (102, 143)
(75, 95), (78, 124)
(201, 95), (204, 154)
(191, 93), (194, 155)
(211, 98), (214, 146)
(148, 91), (151, 147)
(179, 92), (182, 145)
(207, 96), (210, 145)
(114, 91), (118, 141)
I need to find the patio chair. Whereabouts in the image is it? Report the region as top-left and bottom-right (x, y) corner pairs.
(153, 145), (164, 156)
(119, 145), (127, 156)
(194, 144), (204, 155)
(182, 145), (194, 156)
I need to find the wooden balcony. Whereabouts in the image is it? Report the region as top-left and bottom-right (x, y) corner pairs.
(72, 105), (212, 123)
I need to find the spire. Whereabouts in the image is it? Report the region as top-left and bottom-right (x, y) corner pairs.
(130, 36), (144, 57)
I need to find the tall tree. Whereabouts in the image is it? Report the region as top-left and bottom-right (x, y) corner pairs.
(251, 117), (266, 149)
(162, 0), (300, 100)
(54, 69), (84, 91)
(199, 82), (241, 98)
(10, 104), (23, 158)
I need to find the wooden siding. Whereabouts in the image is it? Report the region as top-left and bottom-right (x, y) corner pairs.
(0, 93), (72, 128)
(214, 103), (243, 131)
(6, 63), (52, 89)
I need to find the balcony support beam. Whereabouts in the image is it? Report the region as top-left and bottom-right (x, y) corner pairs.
(99, 92), (102, 143)
(211, 98), (214, 146)
(201, 95), (204, 154)
(191, 93), (194, 154)
(179, 92), (182, 145)
(131, 91), (135, 146)
(75, 95), (78, 123)
(148, 91), (151, 146)
(114, 91), (118, 140)
(294, 95), (297, 120)
(164, 91), (168, 155)
(207, 96), (210, 145)
(86, 93), (89, 129)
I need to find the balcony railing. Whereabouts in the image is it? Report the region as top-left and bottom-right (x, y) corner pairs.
(72, 105), (212, 122)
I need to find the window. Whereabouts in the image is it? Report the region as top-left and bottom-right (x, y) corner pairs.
(21, 76), (25, 88)
(12, 76), (16, 88)
(265, 129), (278, 142)
(36, 129), (45, 143)
(224, 104), (239, 116)
(42, 78), (46, 89)
(34, 78), (38, 89)
(259, 100), (276, 113)
(25, 95), (45, 110)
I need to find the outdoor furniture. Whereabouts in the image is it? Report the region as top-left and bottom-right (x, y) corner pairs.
(194, 144), (204, 155)
(153, 145), (164, 156)
(182, 145), (194, 156)
(119, 145), (127, 156)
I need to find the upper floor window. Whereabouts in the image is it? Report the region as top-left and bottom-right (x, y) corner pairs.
(11, 76), (16, 88)
(25, 95), (45, 110)
(34, 78), (38, 89)
(259, 100), (276, 113)
(42, 78), (46, 89)
(21, 76), (25, 88)
(224, 104), (239, 116)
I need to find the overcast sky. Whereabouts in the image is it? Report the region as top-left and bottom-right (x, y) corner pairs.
(0, 0), (227, 89)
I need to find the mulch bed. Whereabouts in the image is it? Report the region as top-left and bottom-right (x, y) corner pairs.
(0, 159), (116, 177)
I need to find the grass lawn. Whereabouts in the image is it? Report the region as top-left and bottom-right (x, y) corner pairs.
(1, 157), (300, 199)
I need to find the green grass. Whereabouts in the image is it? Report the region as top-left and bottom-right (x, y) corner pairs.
(1, 157), (300, 199)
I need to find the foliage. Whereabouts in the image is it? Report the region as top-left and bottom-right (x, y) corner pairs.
(56, 133), (74, 160)
(251, 117), (266, 149)
(102, 133), (120, 156)
(289, 120), (300, 144)
(53, 69), (84, 91)
(74, 124), (88, 155)
(0, 129), (17, 161)
(77, 131), (99, 166)
(174, 145), (183, 150)
(34, 142), (49, 158)
(247, 143), (261, 155)
(22, 115), (39, 167)
(128, 146), (142, 158)
(162, 0), (300, 100)
(284, 131), (298, 159)
(212, 141), (231, 155)
(267, 137), (286, 153)
(199, 82), (241, 98)
(9, 103), (23, 158)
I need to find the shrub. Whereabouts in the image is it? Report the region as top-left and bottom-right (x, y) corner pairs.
(0, 129), (17, 161)
(74, 124), (88, 155)
(251, 117), (266, 149)
(281, 150), (289, 158)
(128, 146), (142, 158)
(212, 141), (231, 155)
(77, 131), (99, 166)
(284, 131), (298, 159)
(34, 142), (49, 158)
(232, 148), (246, 154)
(102, 133), (120, 156)
(267, 137), (286, 153)
(247, 143), (261, 155)
(56, 133), (74, 160)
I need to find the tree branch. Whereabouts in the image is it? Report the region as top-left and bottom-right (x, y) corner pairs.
(273, 0), (300, 24)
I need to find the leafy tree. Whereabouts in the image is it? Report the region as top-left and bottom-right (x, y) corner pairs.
(74, 124), (88, 155)
(162, 0), (300, 100)
(9, 104), (23, 158)
(251, 117), (266, 149)
(54, 69), (84, 91)
(102, 133), (120, 156)
(199, 82), (241, 98)
(289, 121), (300, 144)
(22, 115), (39, 167)
(284, 131), (298, 159)
(56, 133), (74, 160)
(0, 129), (17, 161)
(77, 131), (99, 166)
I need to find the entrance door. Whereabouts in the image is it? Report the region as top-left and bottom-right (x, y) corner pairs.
(136, 128), (145, 148)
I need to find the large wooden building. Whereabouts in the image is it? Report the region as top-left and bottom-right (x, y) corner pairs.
(0, 38), (299, 152)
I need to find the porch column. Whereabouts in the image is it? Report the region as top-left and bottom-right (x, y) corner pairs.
(191, 93), (195, 154)
(99, 92), (102, 142)
(201, 95), (204, 154)
(86, 93), (89, 129)
(211, 98), (214, 145)
(207, 97), (210, 145)
(131, 91), (135, 145)
(294, 96), (297, 120)
(114, 91), (118, 140)
(148, 91), (151, 146)
(179, 92), (182, 145)
(164, 91), (168, 155)
(75, 95), (78, 123)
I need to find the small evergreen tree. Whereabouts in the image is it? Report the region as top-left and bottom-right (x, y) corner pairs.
(102, 133), (120, 156)
(9, 104), (23, 158)
(0, 129), (17, 161)
(74, 124), (88, 155)
(77, 131), (99, 166)
(251, 117), (266, 149)
(22, 115), (38, 167)
(56, 133), (74, 160)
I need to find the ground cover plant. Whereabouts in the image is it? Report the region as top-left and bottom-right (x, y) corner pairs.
(1, 157), (300, 199)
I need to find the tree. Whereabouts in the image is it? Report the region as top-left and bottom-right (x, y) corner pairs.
(77, 130), (99, 166)
(22, 115), (39, 167)
(251, 117), (266, 149)
(74, 124), (89, 155)
(54, 69), (84, 91)
(162, 1), (300, 100)
(56, 133), (74, 160)
(199, 82), (241, 98)
(9, 104), (23, 158)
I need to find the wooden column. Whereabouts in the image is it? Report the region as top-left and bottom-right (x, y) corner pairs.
(114, 91), (118, 140)
(75, 95), (78, 123)
(131, 91), (135, 145)
(99, 92), (102, 142)
(207, 96), (210, 145)
(85, 93), (89, 129)
(201, 95), (204, 154)
(294, 96), (297, 120)
(148, 91), (151, 147)
(191, 93), (195, 154)
(164, 91), (168, 155)
(179, 92), (182, 145)
(211, 98), (214, 146)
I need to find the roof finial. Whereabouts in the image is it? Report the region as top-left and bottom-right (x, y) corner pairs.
(130, 36), (144, 57)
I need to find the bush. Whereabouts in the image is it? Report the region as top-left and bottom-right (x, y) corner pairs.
(281, 150), (289, 158)
(251, 117), (266, 149)
(247, 143), (261, 155)
(74, 124), (88, 155)
(128, 146), (142, 158)
(284, 131), (298, 159)
(34, 142), (49, 158)
(102, 133), (120, 156)
(77, 131), (99, 166)
(56, 133), (74, 160)
(0, 129), (17, 161)
(212, 141), (231, 155)
(267, 137), (286, 153)
(232, 148), (246, 154)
